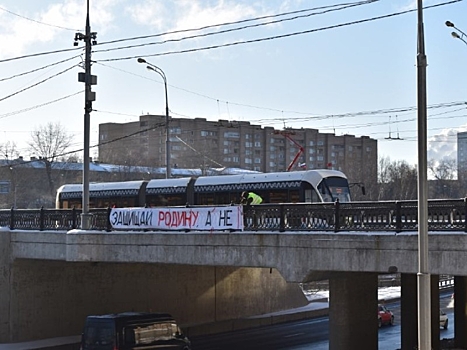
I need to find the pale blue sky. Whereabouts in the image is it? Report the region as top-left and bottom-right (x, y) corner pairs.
(0, 0), (466, 166)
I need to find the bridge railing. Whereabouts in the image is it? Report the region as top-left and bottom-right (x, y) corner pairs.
(0, 207), (111, 231)
(1, 198), (467, 232)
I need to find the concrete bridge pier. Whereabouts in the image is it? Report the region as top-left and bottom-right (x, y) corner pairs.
(400, 273), (440, 350)
(0, 231), (11, 342)
(454, 276), (467, 349)
(329, 272), (378, 350)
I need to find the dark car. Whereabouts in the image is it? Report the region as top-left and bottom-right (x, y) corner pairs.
(81, 312), (191, 350)
(378, 304), (394, 327)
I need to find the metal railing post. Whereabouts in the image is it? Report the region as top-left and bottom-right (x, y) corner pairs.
(396, 201), (402, 233)
(72, 207), (77, 229)
(10, 206), (15, 230)
(107, 207), (112, 232)
(40, 207), (45, 231)
(464, 198), (467, 233)
(334, 199), (340, 233)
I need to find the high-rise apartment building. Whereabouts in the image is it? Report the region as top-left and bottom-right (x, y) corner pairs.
(458, 131), (467, 182)
(98, 115), (377, 196)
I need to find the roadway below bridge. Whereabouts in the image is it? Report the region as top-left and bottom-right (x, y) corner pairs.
(1, 228), (467, 349)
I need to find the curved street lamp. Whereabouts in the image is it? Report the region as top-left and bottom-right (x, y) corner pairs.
(446, 20), (467, 46)
(137, 58), (171, 179)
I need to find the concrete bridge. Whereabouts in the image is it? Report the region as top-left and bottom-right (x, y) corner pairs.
(1, 228), (467, 350)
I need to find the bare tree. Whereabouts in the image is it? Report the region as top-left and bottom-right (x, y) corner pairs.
(28, 122), (73, 199)
(378, 157), (418, 200)
(428, 157), (460, 198)
(0, 141), (20, 159)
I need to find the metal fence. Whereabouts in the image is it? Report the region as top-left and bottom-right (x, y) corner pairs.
(1, 198), (467, 232)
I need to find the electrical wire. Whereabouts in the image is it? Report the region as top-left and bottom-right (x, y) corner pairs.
(0, 64), (79, 103)
(0, 54), (82, 82)
(0, 5), (80, 31)
(93, 0), (377, 54)
(0, 91), (84, 120)
(96, 0), (461, 62)
(97, 1), (378, 47)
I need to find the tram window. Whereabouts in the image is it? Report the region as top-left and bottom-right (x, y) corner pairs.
(290, 191), (300, 203)
(269, 192), (288, 203)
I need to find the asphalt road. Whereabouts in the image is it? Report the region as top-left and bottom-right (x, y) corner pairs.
(190, 291), (454, 350)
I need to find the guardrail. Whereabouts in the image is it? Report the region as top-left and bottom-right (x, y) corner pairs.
(1, 198), (467, 232)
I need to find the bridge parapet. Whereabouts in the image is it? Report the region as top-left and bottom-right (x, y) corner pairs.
(1, 198), (467, 233)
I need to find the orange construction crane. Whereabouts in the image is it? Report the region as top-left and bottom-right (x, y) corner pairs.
(273, 130), (305, 171)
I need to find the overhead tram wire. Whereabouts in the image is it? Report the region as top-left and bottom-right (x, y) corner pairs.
(93, 0), (378, 54)
(5, 98), (461, 171)
(97, 61), (466, 121)
(96, 0), (460, 63)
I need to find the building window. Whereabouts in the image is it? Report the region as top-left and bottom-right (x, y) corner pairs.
(170, 127), (181, 134)
(254, 158), (261, 164)
(254, 141), (261, 147)
(245, 142), (253, 148)
(245, 158), (252, 164)
(224, 131), (240, 138)
(317, 141), (324, 146)
(0, 181), (10, 194)
(309, 141), (314, 146)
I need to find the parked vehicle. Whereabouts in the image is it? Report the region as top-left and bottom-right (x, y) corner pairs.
(440, 310), (449, 329)
(80, 312), (191, 350)
(378, 304), (394, 327)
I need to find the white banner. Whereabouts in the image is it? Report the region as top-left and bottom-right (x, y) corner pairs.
(110, 206), (244, 231)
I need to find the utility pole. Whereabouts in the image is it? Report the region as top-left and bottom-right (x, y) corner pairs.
(74, 0), (97, 229)
(416, 0), (431, 349)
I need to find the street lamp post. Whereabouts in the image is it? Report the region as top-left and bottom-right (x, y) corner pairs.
(446, 20), (467, 46)
(137, 58), (171, 179)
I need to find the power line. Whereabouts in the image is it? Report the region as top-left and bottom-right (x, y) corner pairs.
(0, 6), (80, 31)
(97, 0), (460, 62)
(0, 54), (81, 82)
(0, 46), (83, 64)
(0, 1), (376, 64)
(93, 0), (378, 54)
(97, 1), (378, 47)
(0, 91), (84, 120)
(0, 64), (79, 103)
